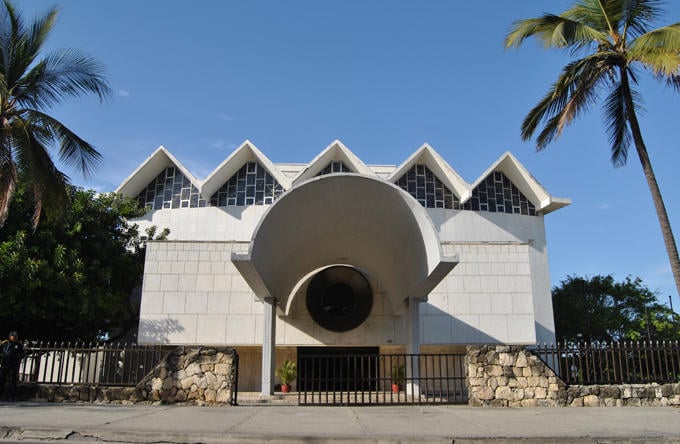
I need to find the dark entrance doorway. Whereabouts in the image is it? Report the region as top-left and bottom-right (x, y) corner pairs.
(297, 347), (379, 392)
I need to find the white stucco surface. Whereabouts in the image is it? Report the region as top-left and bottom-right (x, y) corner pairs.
(137, 207), (551, 345)
(128, 142), (566, 347)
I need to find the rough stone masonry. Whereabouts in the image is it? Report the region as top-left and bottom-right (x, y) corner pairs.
(19, 346), (237, 405)
(466, 345), (680, 407)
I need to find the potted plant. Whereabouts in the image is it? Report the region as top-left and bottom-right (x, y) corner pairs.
(276, 359), (297, 393)
(391, 364), (405, 393)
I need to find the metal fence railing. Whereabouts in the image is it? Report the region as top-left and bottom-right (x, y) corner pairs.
(534, 341), (680, 385)
(17, 341), (169, 387)
(297, 353), (467, 405)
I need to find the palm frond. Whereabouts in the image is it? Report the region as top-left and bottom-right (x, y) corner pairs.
(563, 0), (621, 35)
(666, 74), (680, 91)
(24, 6), (57, 64)
(629, 23), (680, 76)
(0, 155), (17, 226)
(521, 53), (616, 148)
(24, 110), (102, 177)
(13, 48), (110, 109)
(621, 0), (664, 39)
(603, 80), (633, 167)
(12, 121), (69, 227)
(506, 14), (609, 50)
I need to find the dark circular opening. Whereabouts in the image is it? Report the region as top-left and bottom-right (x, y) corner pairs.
(322, 283), (357, 318)
(306, 266), (373, 332)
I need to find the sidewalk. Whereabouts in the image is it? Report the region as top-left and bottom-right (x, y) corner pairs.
(1, 402), (680, 443)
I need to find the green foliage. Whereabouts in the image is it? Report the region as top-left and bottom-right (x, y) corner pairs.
(552, 275), (680, 343)
(505, 0), (680, 159)
(506, 0), (680, 301)
(275, 359), (297, 385)
(0, 182), (167, 341)
(0, 0), (111, 227)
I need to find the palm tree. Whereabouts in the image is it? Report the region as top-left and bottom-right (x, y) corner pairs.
(505, 0), (680, 296)
(0, 0), (110, 228)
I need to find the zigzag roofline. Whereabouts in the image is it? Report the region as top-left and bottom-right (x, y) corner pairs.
(116, 141), (570, 214)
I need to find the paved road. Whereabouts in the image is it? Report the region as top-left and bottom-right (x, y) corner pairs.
(0, 402), (679, 443)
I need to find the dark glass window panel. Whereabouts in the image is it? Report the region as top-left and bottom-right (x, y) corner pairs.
(396, 163), (460, 209)
(236, 193), (245, 206)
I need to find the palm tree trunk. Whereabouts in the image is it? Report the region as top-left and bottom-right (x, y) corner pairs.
(621, 70), (680, 297)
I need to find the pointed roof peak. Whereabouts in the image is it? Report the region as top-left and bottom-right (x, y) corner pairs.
(468, 151), (570, 214)
(201, 140), (291, 199)
(115, 145), (200, 196)
(293, 140), (375, 184)
(389, 143), (469, 200)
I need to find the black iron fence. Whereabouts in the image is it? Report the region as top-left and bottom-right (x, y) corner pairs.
(535, 341), (680, 385)
(297, 352), (467, 405)
(17, 341), (169, 387)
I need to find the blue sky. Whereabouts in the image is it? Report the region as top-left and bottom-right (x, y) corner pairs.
(19, 1), (680, 307)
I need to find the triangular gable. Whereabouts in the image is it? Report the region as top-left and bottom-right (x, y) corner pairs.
(292, 140), (375, 185)
(388, 144), (469, 201)
(465, 152), (570, 215)
(201, 140), (291, 200)
(115, 146), (201, 198)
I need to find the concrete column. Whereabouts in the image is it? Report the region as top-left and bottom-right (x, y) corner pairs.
(406, 298), (421, 397)
(261, 297), (277, 397)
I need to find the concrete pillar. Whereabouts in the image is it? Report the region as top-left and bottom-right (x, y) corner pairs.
(261, 297), (277, 397)
(406, 298), (421, 397)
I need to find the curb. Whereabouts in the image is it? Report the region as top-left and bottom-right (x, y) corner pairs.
(3, 427), (680, 444)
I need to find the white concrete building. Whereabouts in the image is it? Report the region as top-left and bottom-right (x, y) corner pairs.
(117, 140), (569, 394)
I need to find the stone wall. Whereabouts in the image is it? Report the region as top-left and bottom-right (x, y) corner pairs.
(566, 383), (680, 407)
(18, 346), (238, 406)
(466, 345), (680, 407)
(467, 345), (566, 407)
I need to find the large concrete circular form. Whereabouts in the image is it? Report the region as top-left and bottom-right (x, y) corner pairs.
(246, 174), (445, 313)
(305, 265), (373, 332)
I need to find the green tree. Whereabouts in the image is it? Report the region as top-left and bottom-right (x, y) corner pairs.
(0, 183), (168, 341)
(505, 0), (680, 296)
(552, 274), (680, 343)
(0, 0), (110, 228)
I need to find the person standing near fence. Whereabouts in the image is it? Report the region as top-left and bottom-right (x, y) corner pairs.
(0, 331), (24, 401)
